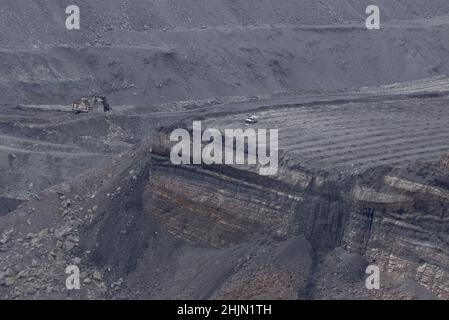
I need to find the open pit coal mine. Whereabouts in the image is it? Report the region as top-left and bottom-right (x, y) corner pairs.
(1, 0), (449, 301)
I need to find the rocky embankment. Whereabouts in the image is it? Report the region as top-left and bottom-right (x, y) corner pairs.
(87, 133), (449, 299)
(1, 129), (448, 299)
(144, 135), (449, 298)
(343, 154), (449, 298)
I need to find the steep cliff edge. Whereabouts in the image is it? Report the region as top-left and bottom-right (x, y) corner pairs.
(342, 156), (449, 298)
(1, 133), (448, 299)
(79, 137), (449, 299)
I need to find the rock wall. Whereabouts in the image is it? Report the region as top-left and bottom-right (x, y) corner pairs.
(139, 137), (449, 298)
(343, 174), (449, 299)
(79, 130), (449, 298)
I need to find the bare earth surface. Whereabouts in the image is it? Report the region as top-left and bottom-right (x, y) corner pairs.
(1, 0), (449, 300)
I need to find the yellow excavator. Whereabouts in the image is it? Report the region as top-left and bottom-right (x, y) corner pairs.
(72, 96), (110, 114)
